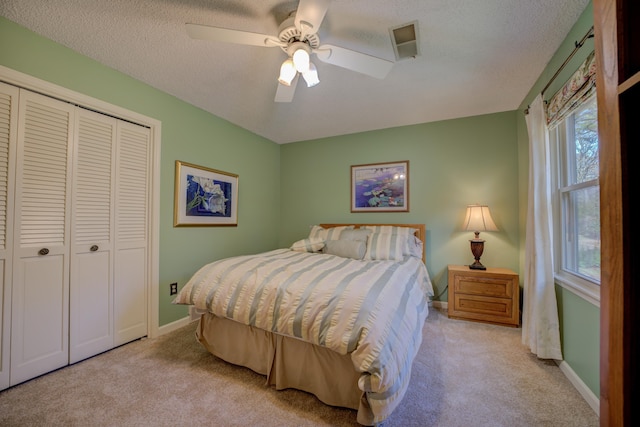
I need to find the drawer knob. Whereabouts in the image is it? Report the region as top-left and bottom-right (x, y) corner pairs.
(38, 248), (49, 256)
(90, 245), (99, 252)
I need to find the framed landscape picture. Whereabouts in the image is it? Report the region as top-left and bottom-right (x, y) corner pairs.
(351, 161), (409, 212)
(174, 160), (238, 226)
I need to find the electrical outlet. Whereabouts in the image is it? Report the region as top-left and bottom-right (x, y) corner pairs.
(170, 282), (178, 295)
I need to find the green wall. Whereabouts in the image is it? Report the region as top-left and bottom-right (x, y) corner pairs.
(0, 16), (282, 327)
(279, 112), (520, 300)
(516, 2), (599, 397)
(557, 285), (600, 394)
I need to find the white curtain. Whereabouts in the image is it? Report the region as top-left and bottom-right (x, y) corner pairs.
(522, 94), (563, 360)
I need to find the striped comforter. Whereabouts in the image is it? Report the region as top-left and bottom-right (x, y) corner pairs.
(174, 248), (433, 424)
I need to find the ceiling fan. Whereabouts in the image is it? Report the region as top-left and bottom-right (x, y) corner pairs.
(185, 0), (394, 102)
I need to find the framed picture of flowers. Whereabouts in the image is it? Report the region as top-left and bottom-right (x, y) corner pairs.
(174, 160), (238, 226)
(351, 161), (409, 212)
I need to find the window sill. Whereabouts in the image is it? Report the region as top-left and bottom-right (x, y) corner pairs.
(554, 272), (600, 308)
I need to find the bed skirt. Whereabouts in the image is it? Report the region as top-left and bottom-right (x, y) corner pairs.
(196, 313), (375, 425)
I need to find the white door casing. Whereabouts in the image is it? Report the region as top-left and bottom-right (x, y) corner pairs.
(0, 82), (19, 391)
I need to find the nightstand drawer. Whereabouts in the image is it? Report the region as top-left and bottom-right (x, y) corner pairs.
(454, 276), (513, 298)
(452, 294), (514, 324)
(447, 264), (520, 327)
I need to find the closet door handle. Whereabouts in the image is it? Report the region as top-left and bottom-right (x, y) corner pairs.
(38, 248), (49, 256)
(90, 245), (99, 252)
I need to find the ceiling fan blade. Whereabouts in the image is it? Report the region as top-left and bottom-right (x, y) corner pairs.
(275, 75), (299, 103)
(295, 0), (331, 39)
(186, 23), (283, 47)
(314, 44), (394, 79)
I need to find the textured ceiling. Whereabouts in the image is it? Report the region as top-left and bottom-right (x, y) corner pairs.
(0, 0), (590, 144)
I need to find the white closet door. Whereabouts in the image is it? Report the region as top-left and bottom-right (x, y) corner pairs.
(0, 82), (18, 391)
(10, 91), (73, 386)
(114, 121), (150, 345)
(69, 109), (116, 363)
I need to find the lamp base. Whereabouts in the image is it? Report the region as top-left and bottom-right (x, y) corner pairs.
(468, 261), (487, 270)
(469, 239), (487, 270)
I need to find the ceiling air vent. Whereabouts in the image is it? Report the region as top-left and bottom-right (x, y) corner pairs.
(389, 21), (420, 61)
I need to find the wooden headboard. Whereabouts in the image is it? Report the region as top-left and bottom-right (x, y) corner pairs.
(319, 223), (426, 264)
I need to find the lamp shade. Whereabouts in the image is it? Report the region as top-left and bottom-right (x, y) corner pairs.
(462, 204), (498, 234)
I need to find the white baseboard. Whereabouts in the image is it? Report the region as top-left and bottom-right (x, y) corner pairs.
(156, 307), (206, 336)
(157, 316), (193, 336)
(556, 360), (600, 416)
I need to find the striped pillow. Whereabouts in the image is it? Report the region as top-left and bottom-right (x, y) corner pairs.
(362, 225), (417, 237)
(363, 232), (406, 261)
(308, 225), (354, 241)
(290, 237), (325, 253)
(362, 226), (418, 261)
(407, 235), (424, 259)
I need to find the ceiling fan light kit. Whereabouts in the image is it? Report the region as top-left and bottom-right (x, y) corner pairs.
(186, 0), (394, 102)
(282, 42), (320, 88)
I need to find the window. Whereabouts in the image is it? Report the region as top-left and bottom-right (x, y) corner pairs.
(549, 95), (600, 305)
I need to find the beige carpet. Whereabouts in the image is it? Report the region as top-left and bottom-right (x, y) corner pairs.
(0, 307), (599, 426)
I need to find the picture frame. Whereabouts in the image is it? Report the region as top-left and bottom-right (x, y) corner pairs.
(174, 160), (238, 226)
(351, 161), (409, 212)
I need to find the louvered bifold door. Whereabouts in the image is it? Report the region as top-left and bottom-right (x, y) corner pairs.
(0, 82), (18, 391)
(10, 91), (73, 386)
(114, 121), (150, 346)
(69, 109), (116, 364)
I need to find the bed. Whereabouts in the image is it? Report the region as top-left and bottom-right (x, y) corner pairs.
(173, 224), (433, 425)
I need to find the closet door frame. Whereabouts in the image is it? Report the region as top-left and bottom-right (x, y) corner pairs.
(0, 65), (161, 339)
(0, 82), (19, 390)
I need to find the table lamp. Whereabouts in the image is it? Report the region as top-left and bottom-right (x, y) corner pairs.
(462, 204), (498, 270)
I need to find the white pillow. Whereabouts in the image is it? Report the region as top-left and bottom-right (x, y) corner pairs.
(324, 239), (366, 259)
(290, 237), (325, 253)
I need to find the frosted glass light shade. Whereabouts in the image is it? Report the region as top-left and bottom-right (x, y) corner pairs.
(292, 48), (310, 73)
(278, 59), (296, 86)
(302, 63), (320, 87)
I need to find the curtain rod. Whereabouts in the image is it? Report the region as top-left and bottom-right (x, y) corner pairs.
(540, 26), (594, 96)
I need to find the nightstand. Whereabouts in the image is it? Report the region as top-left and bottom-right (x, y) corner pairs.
(447, 265), (520, 327)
